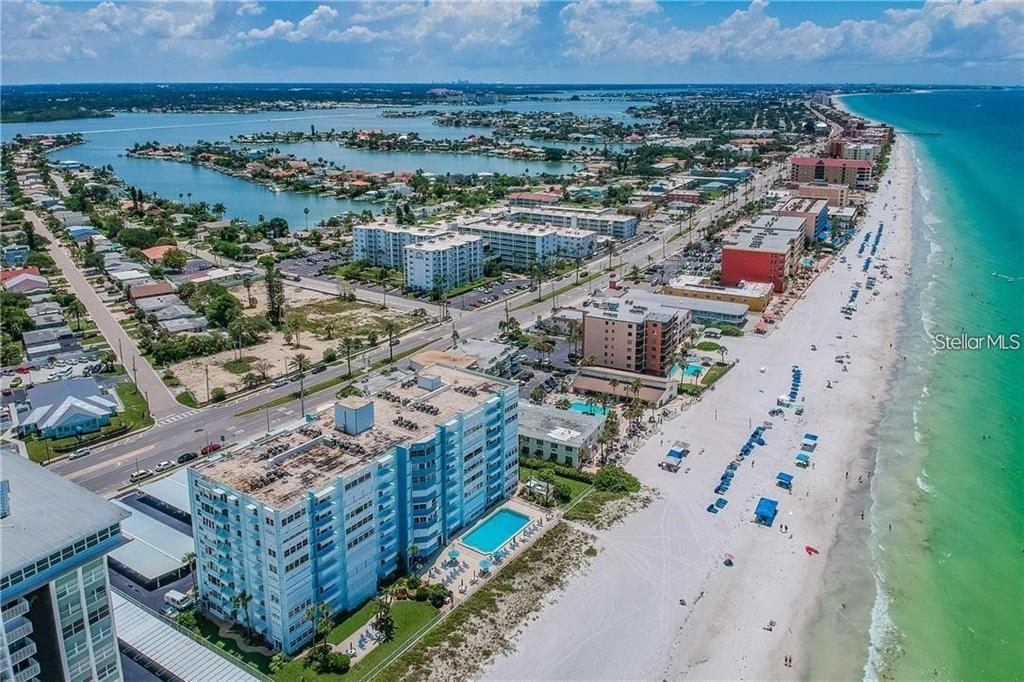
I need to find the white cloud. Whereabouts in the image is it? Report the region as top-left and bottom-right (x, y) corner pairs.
(236, 1), (263, 17)
(558, 0), (1024, 68)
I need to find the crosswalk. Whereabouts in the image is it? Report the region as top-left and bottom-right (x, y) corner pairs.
(154, 410), (199, 427)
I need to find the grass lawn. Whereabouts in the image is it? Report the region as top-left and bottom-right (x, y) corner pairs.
(513, 270), (604, 310)
(701, 363), (732, 386)
(224, 356), (259, 375)
(176, 392), (200, 408)
(290, 298), (418, 338)
(275, 600), (438, 682)
(563, 489), (622, 525)
(519, 465), (591, 506)
(330, 262), (404, 289)
(193, 616), (273, 675)
(695, 341), (721, 352)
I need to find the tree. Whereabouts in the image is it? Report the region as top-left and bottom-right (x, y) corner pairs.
(242, 277), (255, 308)
(530, 387), (546, 403)
(283, 312), (304, 348)
(372, 592), (397, 644)
(210, 387), (227, 402)
(181, 551), (197, 596)
(605, 240), (616, 270)
(381, 319), (401, 362)
(408, 544), (420, 569)
(69, 299), (87, 330)
(339, 336), (361, 376)
(231, 590), (254, 642)
(290, 353), (312, 415)
(269, 653), (289, 674)
(377, 268), (391, 309)
(252, 358), (273, 381)
(205, 294), (242, 328)
(161, 249), (187, 271)
(83, 251), (105, 271)
(263, 262), (285, 326)
(304, 601), (332, 666)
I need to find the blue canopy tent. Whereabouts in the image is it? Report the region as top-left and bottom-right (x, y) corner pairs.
(801, 433), (819, 452)
(754, 497), (779, 526)
(479, 558), (492, 573)
(795, 453), (811, 468)
(777, 472), (794, 490)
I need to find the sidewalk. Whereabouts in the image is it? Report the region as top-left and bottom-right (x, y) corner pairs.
(28, 212), (185, 419)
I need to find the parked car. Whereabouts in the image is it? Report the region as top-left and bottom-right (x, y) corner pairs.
(68, 447), (91, 460)
(311, 364), (326, 374)
(155, 460), (175, 472)
(177, 452), (199, 464)
(201, 442), (222, 456)
(129, 469), (154, 483)
(270, 378), (288, 389)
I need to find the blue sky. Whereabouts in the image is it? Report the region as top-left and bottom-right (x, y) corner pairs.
(2, 1), (1022, 85)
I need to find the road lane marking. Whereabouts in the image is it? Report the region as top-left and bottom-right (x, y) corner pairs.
(66, 444), (155, 481)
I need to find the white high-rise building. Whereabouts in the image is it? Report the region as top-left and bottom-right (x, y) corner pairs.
(403, 233), (484, 291)
(509, 206), (637, 239)
(458, 219), (596, 271)
(350, 223), (449, 269)
(0, 454), (128, 682)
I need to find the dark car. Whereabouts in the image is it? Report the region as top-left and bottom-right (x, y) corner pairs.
(311, 364), (327, 374)
(177, 452), (199, 464)
(201, 442), (222, 456)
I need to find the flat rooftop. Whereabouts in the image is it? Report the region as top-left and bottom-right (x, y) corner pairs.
(404, 233), (482, 252)
(510, 206), (633, 222)
(197, 364), (512, 508)
(518, 403), (604, 448)
(748, 214), (807, 233)
(775, 197), (828, 214)
(666, 274), (773, 298)
(1, 453), (129, 578)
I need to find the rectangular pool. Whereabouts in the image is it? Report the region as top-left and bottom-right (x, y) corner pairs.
(460, 508), (531, 554)
(569, 401), (608, 416)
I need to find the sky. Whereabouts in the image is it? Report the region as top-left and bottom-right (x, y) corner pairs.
(2, 1), (1022, 85)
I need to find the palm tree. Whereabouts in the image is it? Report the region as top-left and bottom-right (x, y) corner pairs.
(373, 591), (396, 643)
(231, 590), (254, 642)
(70, 300), (87, 330)
(181, 551), (197, 597)
(450, 322), (460, 349)
(381, 319), (401, 362)
(303, 206), (310, 230)
(321, 319), (336, 341)
(566, 322), (582, 356)
(304, 601), (331, 652)
(377, 268), (390, 309)
(629, 378), (643, 402)
(605, 241), (615, 270)
(186, 191), (192, 206)
(608, 377), (620, 402)
(339, 336), (361, 376)
(290, 353), (311, 415)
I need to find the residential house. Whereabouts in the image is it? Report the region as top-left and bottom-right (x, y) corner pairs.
(16, 378), (119, 439)
(517, 402), (604, 468)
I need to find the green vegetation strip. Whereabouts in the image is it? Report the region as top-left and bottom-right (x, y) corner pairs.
(519, 465), (592, 506)
(512, 270), (604, 311)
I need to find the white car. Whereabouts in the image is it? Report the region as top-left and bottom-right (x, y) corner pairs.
(155, 460), (175, 472)
(68, 448), (91, 460)
(129, 469), (154, 483)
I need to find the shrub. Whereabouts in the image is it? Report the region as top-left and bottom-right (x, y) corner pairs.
(519, 457), (593, 484)
(322, 348), (337, 364)
(593, 465), (640, 494)
(325, 653), (351, 674)
(553, 481), (573, 504)
(210, 387), (227, 402)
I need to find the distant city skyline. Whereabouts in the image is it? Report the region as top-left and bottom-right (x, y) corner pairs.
(2, 1), (1022, 85)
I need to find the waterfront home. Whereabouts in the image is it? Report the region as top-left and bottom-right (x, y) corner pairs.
(135, 294), (185, 314)
(518, 402), (605, 468)
(158, 316), (209, 335)
(139, 245), (179, 263)
(16, 377), (119, 439)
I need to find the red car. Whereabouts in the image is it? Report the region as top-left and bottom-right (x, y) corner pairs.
(201, 442), (222, 455)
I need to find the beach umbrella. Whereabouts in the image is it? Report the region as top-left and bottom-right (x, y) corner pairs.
(723, 553), (735, 567)
(479, 558), (492, 572)
(448, 549), (460, 560)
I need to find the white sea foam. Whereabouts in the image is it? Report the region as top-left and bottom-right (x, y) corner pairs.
(915, 475), (935, 495)
(923, 212), (942, 226)
(863, 569), (898, 682)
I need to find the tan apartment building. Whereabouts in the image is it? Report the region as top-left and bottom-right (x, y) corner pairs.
(787, 181), (850, 208)
(790, 157), (874, 189)
(661, 274), (773, 312)
(581, 291), (692, 376)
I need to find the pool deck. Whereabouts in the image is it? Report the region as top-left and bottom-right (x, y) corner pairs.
(331, 498), (552, 663)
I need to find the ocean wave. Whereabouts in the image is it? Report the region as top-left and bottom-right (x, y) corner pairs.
(923, 212), (942, 227)
(864, 570), (899, 682)
(915, 475), (935, 495)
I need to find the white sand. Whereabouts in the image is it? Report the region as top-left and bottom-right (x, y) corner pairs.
(483, 139), (914, 681)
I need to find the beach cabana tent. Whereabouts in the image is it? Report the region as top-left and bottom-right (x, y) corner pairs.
(801, 433), (819, 452)
(754, 497), (779, 526)
(795, 453), (811, 468)
(776, 472), (794, 490)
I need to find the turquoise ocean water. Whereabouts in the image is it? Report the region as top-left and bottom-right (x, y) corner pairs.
(809, 90), (1024, 680)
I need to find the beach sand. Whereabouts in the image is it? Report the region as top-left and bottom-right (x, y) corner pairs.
(482, 139), (915, 681)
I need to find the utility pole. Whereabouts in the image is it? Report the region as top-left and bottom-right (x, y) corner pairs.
(205, 364), (210, 403)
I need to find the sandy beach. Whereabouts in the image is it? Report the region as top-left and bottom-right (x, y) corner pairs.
(483, 139), (915, 681)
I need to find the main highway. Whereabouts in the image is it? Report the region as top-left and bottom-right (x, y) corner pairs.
(50, 161), (787, 497)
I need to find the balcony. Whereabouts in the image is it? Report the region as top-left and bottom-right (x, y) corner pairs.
(1, 598), (29, 623)
(7, 639), (36, 666)
(4, 616), (33, 643)
(12, 659), (40, 682)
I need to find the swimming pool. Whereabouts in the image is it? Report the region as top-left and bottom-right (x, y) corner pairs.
(461, 508), (531, 554)
(684, 363), (704, 377)
(569, 401), (609, 416)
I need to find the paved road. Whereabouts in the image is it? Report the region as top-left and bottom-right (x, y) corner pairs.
(27, 211), (184, 419)
(52, 161), (785, 496)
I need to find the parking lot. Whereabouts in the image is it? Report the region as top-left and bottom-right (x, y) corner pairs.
(649, 241), (722, 284)
(449, 277), (531, 311)
(1, 352), (108, 392)
(278, 251), (347, 280)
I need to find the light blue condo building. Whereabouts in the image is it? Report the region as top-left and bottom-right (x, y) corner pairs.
(187, 364), (519, 654)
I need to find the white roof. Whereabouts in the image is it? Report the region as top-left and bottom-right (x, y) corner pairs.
(111, 592), (261, 682)
(108, 501), (193, 581)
